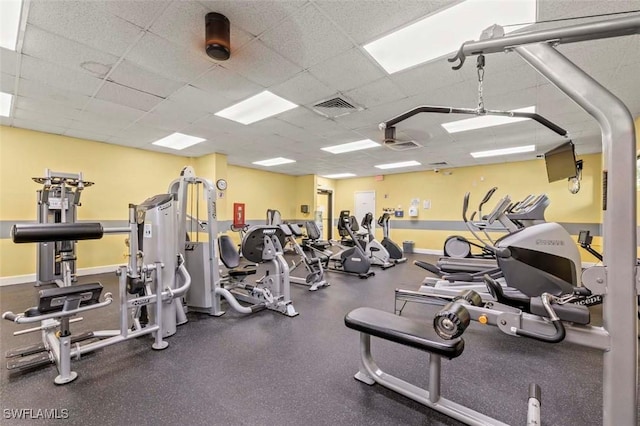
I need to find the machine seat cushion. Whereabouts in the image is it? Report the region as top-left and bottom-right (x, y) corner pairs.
(344, 307), (464, 359)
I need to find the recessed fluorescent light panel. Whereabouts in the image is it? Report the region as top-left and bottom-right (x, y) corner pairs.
(322, 173), (356, 179)
(252, 157), (296, 167)
(152, 132), (206, 150)
(364, 0), (536, 74)
(375, 160), (421, 170)
(215, 91), (298, 125)
(0, 92), (14, 117)
(442, 106), (537, 134)
(321, 139), (380, 154)
(0, 0), (23, 51)
(471, 145), (535, 158)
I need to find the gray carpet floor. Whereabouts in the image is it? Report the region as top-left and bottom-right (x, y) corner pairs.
(0, 253), (638, 425)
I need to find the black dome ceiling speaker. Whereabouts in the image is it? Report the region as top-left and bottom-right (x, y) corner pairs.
(205, 12), (230, 60)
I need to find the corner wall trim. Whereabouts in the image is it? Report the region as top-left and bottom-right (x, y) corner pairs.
(0, 264), (121, 287)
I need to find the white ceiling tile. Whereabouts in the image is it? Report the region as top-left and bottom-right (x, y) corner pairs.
(199, 0), (307, 36)
(149, 1), (214, 57)
(64, 128), (113, 143)
(107, 60), (185, 98)
(308, 48), (386, 92)
(314, 0), (450, 44)
(12, 118), (67, 135)
(108, 124), (171, 147)
(13, 107), (74, 128)
(390, 59), (463, 97)
(277, 107), (337, 131)
(169, 85), (233, 113)
(14, 96), (81, 120)
(0, 48), (18, 76)
(151, 99), (210, 124)
(103, 0), (171, 29)
(22, 25), (118, 79)
(192, 65), (264, 101)
(147, 1), (255, 58)
(1, 72), (15, 94)
(17, 79), (92, 109)
(223, 40), (302, 87)
(69, 111), (132, 135)
(20, 56), (103, 97)
(346, 78), (408, 109)
(137, 112), (196, 132)
(270, 71), (334, 105)
(95, 81), (164, 112)
(260, 4), (353, 68)
(126, 32), (213, 83)
(27, 0), (143, 57)
(84, 98), (147, 123)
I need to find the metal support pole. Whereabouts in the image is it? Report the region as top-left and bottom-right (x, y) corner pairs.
(428, 354), (441, 403)
(513, 42), (637, 426)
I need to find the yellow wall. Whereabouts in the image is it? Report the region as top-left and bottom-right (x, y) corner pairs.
(225, 165), (298, 222)
(0, 126), (191, 277)
(294, 174), (315, 222)
(335, 153), (603, 262)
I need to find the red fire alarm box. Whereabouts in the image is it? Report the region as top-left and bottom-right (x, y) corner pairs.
(233, 203), (245, 227)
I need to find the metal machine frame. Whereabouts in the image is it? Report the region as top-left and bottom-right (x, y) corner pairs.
(376, 15), (639, 425)
(170, 167), (298, 317)
(33, 169), (94, 287)
(3, 198), (191, 385)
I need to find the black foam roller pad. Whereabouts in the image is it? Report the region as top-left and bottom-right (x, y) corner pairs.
(11, 223), (104, 243)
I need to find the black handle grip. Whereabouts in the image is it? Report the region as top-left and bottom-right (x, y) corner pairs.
(2, 312), (17, 321)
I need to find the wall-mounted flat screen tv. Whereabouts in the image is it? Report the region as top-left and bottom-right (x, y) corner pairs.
(544, 141), (577, 183)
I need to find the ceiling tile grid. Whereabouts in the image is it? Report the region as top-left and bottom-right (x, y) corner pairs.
(259, 3), (354, 69)
(20, 55), (104, 97)
(27, 0), (143, 57)
(21, 25), (119, 79)
(2, 0), (638, 178)
(222, 40), (303, 87)
(125, 32), (214, 84)
(107, 60), (186, 99)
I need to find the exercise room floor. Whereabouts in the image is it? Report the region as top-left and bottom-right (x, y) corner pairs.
(0, 253), (638, 425)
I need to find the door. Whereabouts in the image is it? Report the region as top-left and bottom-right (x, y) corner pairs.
(354, 191), (376, 233)
(316, 189), (333, 240)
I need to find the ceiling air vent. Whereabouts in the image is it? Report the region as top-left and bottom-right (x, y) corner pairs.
(312, 96), (362, 118)
(428, 161), (448, 166)
(383, 139), (423, 151)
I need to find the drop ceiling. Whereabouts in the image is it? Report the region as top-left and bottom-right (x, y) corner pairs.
(1, 0), (639, 177)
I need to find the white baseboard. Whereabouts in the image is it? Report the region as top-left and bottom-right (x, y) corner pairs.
(0, 264), (121, 287)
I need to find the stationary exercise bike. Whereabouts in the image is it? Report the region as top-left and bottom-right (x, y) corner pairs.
(326, 210), (375, 279)
(359, 212), (394, 269)
(377, 212), (407, 263)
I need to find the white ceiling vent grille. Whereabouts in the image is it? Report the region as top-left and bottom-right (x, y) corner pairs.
(383, 139), (423, 151)
(312, 96), (362, 118)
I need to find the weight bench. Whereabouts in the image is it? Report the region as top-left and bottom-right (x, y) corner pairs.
(345, 307), (509, 426)
(219, 235), (257, 278)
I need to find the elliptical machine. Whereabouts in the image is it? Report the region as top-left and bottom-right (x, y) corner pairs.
(377, 212), (407, 263)
(327, 210), (375, 279)
(359, 212), (394, 269)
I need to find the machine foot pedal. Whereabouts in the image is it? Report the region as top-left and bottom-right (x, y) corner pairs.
(7, 352), (52, 370)
(6, 343), (46, 359)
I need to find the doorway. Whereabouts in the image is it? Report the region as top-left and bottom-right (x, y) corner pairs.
(354, 191), (376, 232)
(316, 189), (333, 240)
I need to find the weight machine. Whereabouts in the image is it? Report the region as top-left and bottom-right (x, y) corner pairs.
(3, 194), (191, 384)
(32, 169), (94, 287)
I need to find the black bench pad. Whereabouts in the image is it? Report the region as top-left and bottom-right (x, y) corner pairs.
(344, 307), (464, 359)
